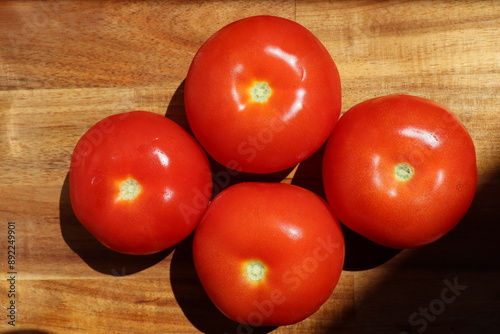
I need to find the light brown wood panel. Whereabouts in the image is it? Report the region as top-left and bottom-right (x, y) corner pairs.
(1, 0), (499, 333)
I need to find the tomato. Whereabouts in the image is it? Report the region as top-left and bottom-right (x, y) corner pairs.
(185, 15), (341, 174)
(193, 182), (345, 326)
(69, 111), (212, 255)
(322, 95), (477, 249)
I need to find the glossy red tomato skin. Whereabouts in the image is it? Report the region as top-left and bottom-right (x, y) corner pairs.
(69, 111), (212, 255)
(193, 182), (345, 326)
(185, 15), (341, 174)
(323, 95), (477, 249)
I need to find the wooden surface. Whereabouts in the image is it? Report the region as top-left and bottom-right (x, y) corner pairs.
(1, 1), (499, 333)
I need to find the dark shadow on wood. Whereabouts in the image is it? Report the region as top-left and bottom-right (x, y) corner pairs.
(322, 167), (500, 333)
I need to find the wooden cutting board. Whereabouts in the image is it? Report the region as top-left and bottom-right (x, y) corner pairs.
(1, 1), (499, 333)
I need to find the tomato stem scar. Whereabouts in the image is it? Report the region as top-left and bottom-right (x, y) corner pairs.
(119, 178), (141, 200)
(246, 261), (266, 281)
(394, 162), (414, 182)
(250, 82), (271, 103)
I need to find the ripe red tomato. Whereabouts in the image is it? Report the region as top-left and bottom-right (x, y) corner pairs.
(69, 111), (212, 255)
(193, 182), (345, 326)
(323, 95), (477, 249)
(185, 15), (341, 174)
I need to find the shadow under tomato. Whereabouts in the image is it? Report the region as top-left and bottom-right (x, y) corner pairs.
(208, 155), (296, 198)
(165, 79), (191, 135)
(323, 166), (500, 333)
(290, 142), (328, 199)
(59, 172), (172, 276)
(340, 224), (403, 271)
(170, 234), (278, 334)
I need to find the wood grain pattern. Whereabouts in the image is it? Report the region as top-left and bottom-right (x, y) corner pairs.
(1, 1), (499, 333)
